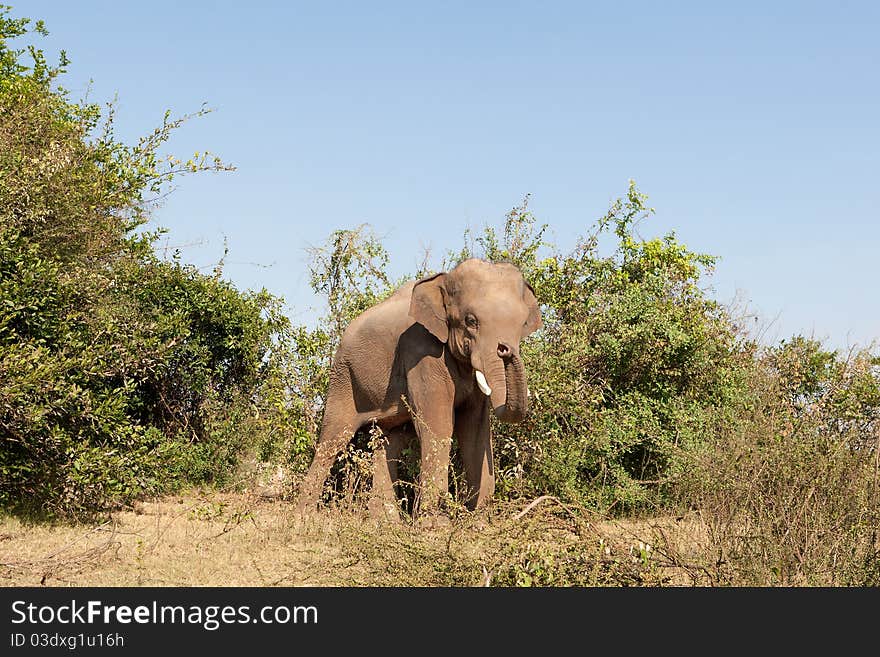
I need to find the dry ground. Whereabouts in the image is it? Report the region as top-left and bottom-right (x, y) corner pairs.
(0, 491), (712, 587)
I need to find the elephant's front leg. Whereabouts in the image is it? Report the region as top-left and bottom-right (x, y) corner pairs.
(406, 364), (455, 518)
(455, 395), (494, 510)
(413, 408), (454, 517)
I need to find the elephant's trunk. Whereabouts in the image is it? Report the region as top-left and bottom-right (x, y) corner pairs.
(495, 352), (529, 423)
(481, 349), (529, 424)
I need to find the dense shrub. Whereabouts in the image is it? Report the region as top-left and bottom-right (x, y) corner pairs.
(0, 10), (287, 518)
(473, 187), (754, 512)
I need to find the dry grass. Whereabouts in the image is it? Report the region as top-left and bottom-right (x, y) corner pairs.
(0, 491), (710, 587)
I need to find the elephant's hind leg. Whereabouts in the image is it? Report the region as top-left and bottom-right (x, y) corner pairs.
(296, 417), (358, 512)
(296, 377), (360, 513)
(295, 426), (354, 512)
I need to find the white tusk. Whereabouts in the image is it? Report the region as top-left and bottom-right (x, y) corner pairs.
(475, 370), (492, 396)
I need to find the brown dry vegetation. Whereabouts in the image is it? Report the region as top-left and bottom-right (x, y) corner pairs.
(0, 490), (711, 587)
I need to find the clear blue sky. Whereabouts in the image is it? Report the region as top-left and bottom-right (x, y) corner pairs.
(20, 1), (880, 348)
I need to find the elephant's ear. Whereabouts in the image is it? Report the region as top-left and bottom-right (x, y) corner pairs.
(523, 282), (542, 337)
(409, 272), (449, 343)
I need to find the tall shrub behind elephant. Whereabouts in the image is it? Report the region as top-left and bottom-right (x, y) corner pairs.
(296, 259), (541, 518)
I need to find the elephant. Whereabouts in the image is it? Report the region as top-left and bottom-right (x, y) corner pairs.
(295, 258), (542, 518)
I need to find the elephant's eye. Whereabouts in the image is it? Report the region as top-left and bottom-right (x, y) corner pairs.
(465, 314), (478, 329)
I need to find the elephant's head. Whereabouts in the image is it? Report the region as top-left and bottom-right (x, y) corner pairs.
(409, 258), (542, 423)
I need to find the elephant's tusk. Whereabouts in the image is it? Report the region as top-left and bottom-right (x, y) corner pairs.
(475, 370), (492, 396)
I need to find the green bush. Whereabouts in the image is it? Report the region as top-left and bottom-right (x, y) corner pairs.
(445, 186), (752, 513)
(0, 9), (287, 518)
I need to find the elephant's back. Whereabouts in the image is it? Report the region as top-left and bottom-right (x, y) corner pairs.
(335, 281), (418, 409)
(346, 280), (416, 336)
(337, 280), (418, 365)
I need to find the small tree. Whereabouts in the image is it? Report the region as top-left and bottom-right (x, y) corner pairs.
(254, 225), (397, 488)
